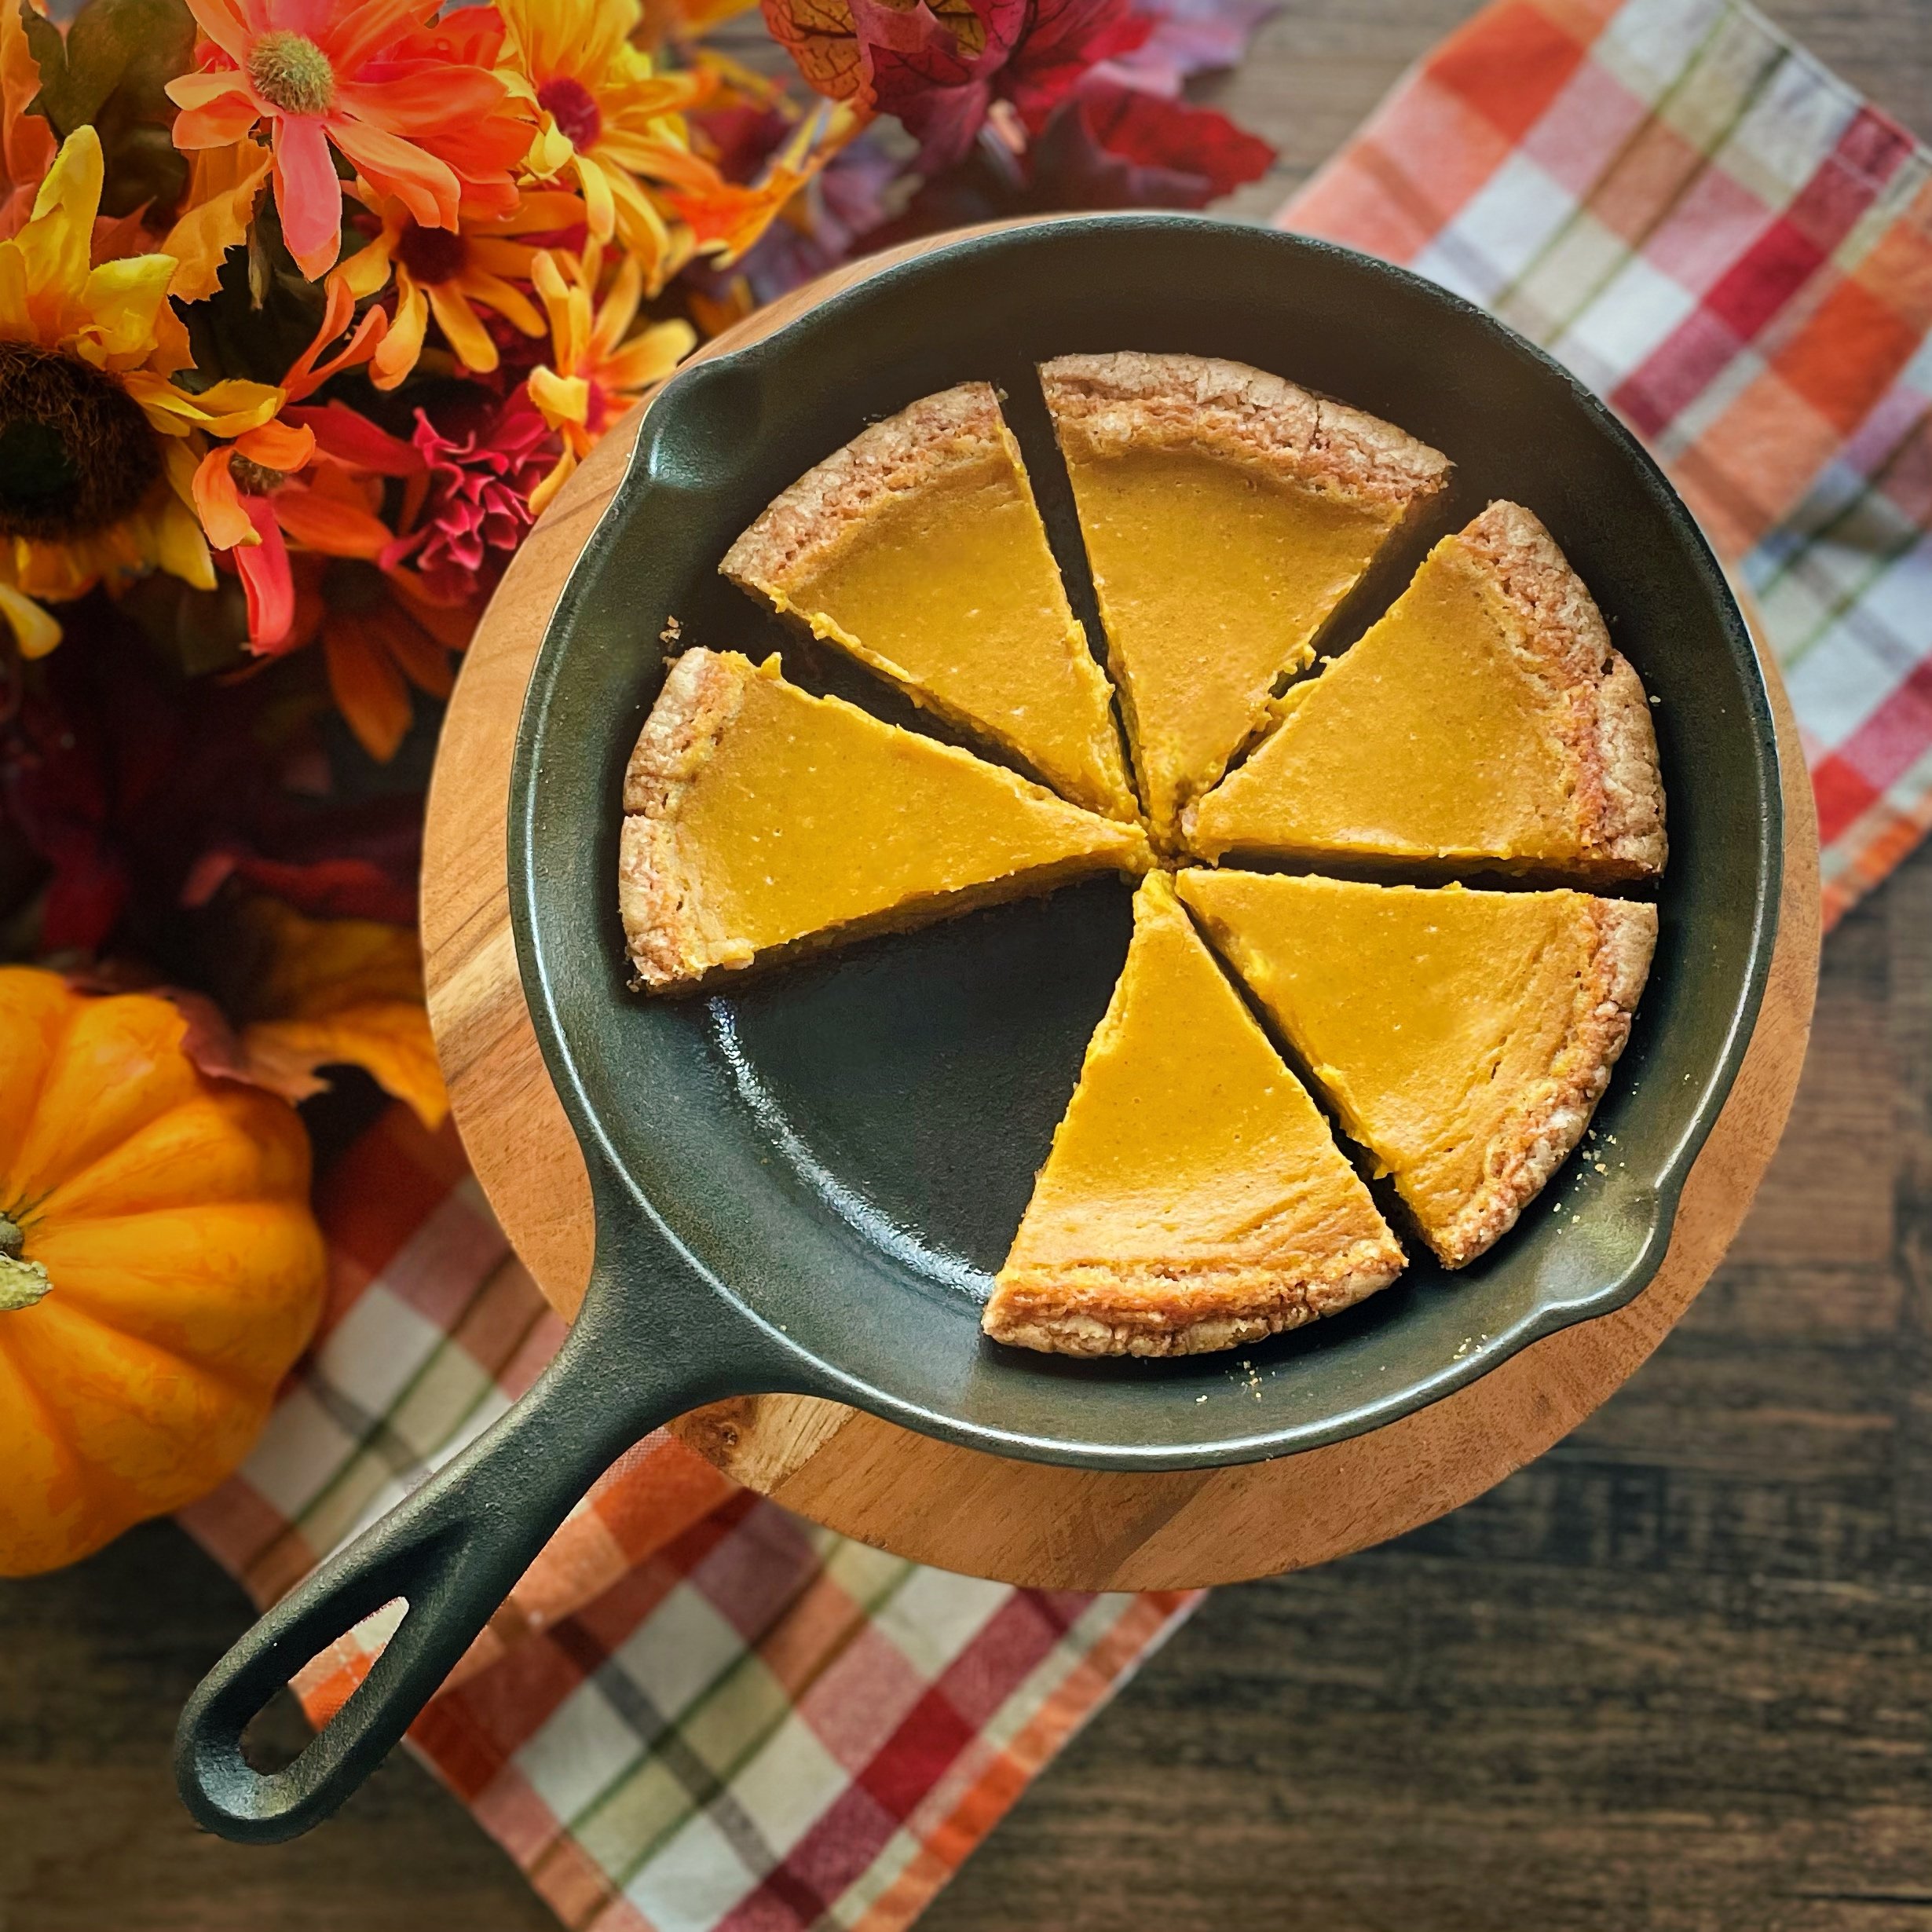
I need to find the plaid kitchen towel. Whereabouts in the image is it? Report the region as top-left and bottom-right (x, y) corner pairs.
(181, 1103), (1199, 1932)
(1283, 0), (1932, 928)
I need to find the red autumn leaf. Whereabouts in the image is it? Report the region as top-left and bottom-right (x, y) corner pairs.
(760, 0), (873, 104)
(1070, 75), (1275, 200)
(1025, 86), (1213, 207)
(1000, 0), (1148, 131)
(1, 602), (424, 958)
(181, 848), (420, 926)
(767, 0), (1151, 174)
(849, 0), (1013, 169)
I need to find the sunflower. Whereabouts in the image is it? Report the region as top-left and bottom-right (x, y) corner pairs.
(526, 239), (695, 514)
(0, 127), (280, 657)
(495, 0), (717, 293)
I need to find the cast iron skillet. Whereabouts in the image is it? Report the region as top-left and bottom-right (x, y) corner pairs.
(177, 215), (1780, 1842)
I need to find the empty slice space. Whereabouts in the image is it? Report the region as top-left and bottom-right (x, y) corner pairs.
(1177, 871), (1656, 1268)
(1185, 500), (1665, 880)
(721, 382), (1137, 821)
(619, 649), (1151, 993)
(1041, 352), (1449, 846)
(983, 872), (1404, 1357)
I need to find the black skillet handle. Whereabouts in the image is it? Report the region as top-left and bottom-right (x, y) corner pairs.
(174, 1234), (789, 1844)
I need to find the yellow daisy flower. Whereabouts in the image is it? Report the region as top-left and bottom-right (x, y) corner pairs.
(0, 126), (281, 654)
(495, 0), (715, 294)
(526, 239), (694, 514)
(336, 185), (586, 390)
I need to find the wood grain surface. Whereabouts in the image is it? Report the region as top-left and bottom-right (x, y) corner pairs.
(426, 446), (1817, 1589)
(5, 3), (1929, 1928)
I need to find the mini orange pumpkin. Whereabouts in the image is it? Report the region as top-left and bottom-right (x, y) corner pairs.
(0, 968), (327, 1576)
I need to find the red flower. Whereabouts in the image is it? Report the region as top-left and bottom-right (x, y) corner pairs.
(380, 390), (558, 604)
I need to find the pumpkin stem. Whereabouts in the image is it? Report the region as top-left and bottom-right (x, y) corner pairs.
(0, 1217), (49, 1312)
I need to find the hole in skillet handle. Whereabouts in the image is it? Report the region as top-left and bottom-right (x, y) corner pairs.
(172, 1215), (800, 1842)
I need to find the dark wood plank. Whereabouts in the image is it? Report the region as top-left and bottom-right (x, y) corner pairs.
(1211, 0), (1932, 224)
(5, 5), (1928, 1928)
(0, 1520), (555, 1932)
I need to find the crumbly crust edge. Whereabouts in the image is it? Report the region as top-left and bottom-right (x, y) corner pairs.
(1039, 350), (1451, 513)
(720, 382), (1010, 591)
(1426, 897), (1658, 1268)
(981, 1239), (1405, 1358)
(618, 648), (757, 990)
(1453, 500), (1667, 880)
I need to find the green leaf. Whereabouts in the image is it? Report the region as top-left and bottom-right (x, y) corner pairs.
(33, 0), (196, 218)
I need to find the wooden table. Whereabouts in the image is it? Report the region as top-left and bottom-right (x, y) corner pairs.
(5, 5), (1930, 1927)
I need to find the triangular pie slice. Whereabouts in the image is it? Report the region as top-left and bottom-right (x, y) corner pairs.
(721, 382), (1138, 821)
(1040, 352), (1450, 846)
(983, 872), (1404, 1357)
(620, 649), (1152, 993)
(1185, 501), (1666, 879)
(1177, 871), (1656, 1268)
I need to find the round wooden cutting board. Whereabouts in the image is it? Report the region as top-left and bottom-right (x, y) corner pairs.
(421, 238), (1821, 1592)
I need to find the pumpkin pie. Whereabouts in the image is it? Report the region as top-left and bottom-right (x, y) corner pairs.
(982, 872), (1404, 1356)
(1178, 871), (1656, 1268)
(721, 383), (1138, 821)
(1185, 501), (1667, 879)
(1040, 352), (1450, 845)
(619, 649), (1152, 993)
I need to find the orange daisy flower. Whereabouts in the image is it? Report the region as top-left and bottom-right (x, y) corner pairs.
(192, 278), (407, 647)
(287, 551), (474, 762)
(165, 0), (531, 280)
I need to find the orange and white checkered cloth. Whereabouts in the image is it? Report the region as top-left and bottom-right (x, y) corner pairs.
(184, 2), (1932, 1926)
(1283, 0), (1932, 928)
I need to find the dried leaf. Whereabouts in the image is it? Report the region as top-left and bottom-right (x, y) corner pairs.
(759, 0), (870, 104)
(30, 0), (195, 218)
(161, 140), (270, 302)
(2, 0), (57, 232)
(998, 0), (1146, 132)
(233, 898), (447, 1128)
(1070, 77), (1273, 199)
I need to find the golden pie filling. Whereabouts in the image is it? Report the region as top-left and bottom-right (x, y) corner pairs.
(1187, 502), (1666, 880)
(619, 360), (1665, 1355)
(1041, 352), (1450, 847)
(1178, 872), (1656, 1268)
(1063, 452), (1400, 842)
(984, 873), (1404, 1356)
(723, 383), (1136, 822)
(617, 650), (1151, 992)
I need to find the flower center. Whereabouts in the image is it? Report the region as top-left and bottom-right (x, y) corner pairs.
(536, 75), (602, 151)
(0, 342), (163, 543)
(395, 219), (470, 287)
(321, 558), (389, 615)
(229, 455), (287, 495)
(248, 30), (336, 115)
